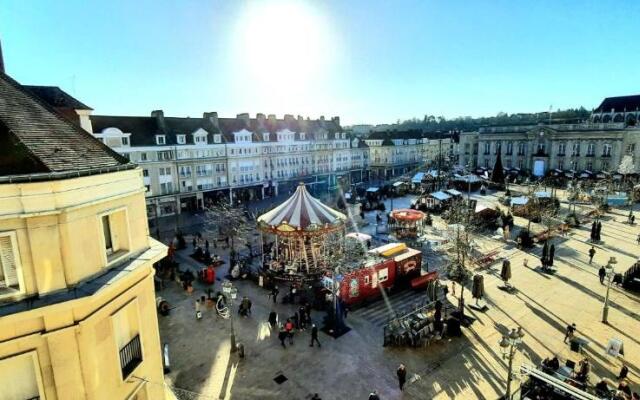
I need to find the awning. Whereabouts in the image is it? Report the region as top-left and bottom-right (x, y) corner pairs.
(446, 189), (463, 197)
(534, 191), (551, 198)
(366, 187), (379, 193)
(455, 175), (481, 183)
(427, 170), (439, 178)
(430, 191), (451, 201)
(520, 364), (602, 400)
(511, 196), (529, 206)
(412, 172), (425, 183)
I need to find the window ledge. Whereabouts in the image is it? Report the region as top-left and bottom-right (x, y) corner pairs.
(107, 249), (130, 267)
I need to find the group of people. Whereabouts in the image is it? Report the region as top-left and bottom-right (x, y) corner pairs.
(272, 302), (317, 348)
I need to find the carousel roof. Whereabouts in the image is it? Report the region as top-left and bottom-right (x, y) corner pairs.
(257, 183), (347, 232)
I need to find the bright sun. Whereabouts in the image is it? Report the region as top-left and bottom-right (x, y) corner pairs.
(234, 1), (331, 102)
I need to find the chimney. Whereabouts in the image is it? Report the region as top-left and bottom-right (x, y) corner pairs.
(297, 115), (304, 123)
(0, 39), (4, 73)
(203, 112), (219, 128)
(151, 110), (167, 132)
(319, 115), (325, 122)
(284, 114), (294, 124)
(268, 114), (277, 123)
(237, 113), (250, 128)
(332, 116), (341, 126)
(257, 113), (266, 126)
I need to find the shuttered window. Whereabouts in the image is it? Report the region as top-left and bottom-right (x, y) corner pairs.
(0, 234), (20, 289)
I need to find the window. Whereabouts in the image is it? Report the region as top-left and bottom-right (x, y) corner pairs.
(195, 135), (207, 144)
(484, 142), (490, 155)
(0, 232), (23, 296)
(214, 134), (222, 143)
(557, 159), (564, 170)
(177, 135), (186, 144)
(627, 143), (636, 154)
(517, 142), (526, 155)
(506, 142), (513, 155)
(100, 210), (129, 262)
(112, 300), (142, 380)
(587, 143), (595, 156)
(122, 137), (130, 146)
(0, 352), (46, 400)
(377, 268), (388, 282)
(140, 152), (147, 161)
(603, 144), (612, 157)
(586, 161), (593, 171)
(142, 169), (149, 177)
(156, 135), (166, 145)
(518, 159), (524, 169)
(157, 151), (173, 161)
(536, 142), (545, 154)
(602, 161), (610, 171)
(484, 159), (489, 168)
(558, 142), (565, 155)
(160, 182), (173, 194)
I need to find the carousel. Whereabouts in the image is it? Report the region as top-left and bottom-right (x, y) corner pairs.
(257, 183), (347, 282)
(388, 208), (426, 239)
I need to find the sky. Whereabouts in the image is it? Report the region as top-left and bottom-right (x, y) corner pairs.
(2, 0), (640, 126)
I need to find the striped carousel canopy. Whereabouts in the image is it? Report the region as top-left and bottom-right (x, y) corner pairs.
(257, 183), (347, 234)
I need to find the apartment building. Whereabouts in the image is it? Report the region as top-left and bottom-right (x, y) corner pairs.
(88, 110), (368, 219)
(0, 70), (168, 399)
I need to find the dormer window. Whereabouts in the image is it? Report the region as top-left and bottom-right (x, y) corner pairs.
(263, 133), (270, 142)
(214, 134), (222, 143)
(156, 135), (166, 145)
(195, 135), (207, 145)
(177, 135), (186, 144)
(300, 132), (305, 140)
(122, 137), (129, 146)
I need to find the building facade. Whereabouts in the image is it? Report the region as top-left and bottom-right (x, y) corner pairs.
(0, 71), (168, 399)
(459, 122), (640, 176)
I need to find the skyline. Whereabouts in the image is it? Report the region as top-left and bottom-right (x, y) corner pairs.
(2, 0), (640, 125)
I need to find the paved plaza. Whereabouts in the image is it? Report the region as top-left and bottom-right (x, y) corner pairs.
(158, 189), (640, 400)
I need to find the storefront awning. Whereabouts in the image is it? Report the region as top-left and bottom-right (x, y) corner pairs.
(366, 187), (380, 193)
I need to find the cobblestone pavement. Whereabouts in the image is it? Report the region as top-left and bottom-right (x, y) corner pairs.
(157, 191), (640, 399)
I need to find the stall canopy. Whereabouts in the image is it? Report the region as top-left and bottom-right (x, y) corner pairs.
(430, 191), (452, 201)
(412, 172), (425, 184)
(366, 187), (380, 193)
(345, 232), (372, 242)
(446, 189), (463, 197)
(257, 183), (347, 232)
(393, 181), (405, 187)
(427, 170), (439, 178)
(534, 191), (551, 199)
(511, 196), (529, 206)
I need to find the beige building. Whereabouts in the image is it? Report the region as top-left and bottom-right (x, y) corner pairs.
(0, 70), (168, 399)
(459, 122), (639, 176)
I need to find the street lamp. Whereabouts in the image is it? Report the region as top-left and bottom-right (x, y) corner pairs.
(499, 327), (525, 400)
(602, 256), (618, 324)
(222, 281), (238, 352)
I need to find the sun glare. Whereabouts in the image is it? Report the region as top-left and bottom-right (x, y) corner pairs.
(233, 1), (332, 110)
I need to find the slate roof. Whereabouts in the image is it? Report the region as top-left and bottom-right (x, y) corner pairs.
(24, 85), (93, 110)
(90, 113), (343, 145)
(594, 95), (640, 113)
(0, 72), (132, 179)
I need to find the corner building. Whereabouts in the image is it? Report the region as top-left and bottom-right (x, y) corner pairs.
(0, 70), (168, 399)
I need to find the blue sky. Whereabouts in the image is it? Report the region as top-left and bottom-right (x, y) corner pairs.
(2, 0), (640, 125)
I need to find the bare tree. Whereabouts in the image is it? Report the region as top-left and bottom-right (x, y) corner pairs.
(200, 204), (254, 262)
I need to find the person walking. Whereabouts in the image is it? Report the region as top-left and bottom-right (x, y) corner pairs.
(304, 302), (312, 324)
(618, 365), (629, 380)
(278, 325), (288, 348)
(368, 390), (380, 400)
(298, 306), (307, 330)
(271, 285), (279, 304)
(397, 363), (407, 391)
(564, 323), (576, 343)
(285, 319), (295, 345)
(588, 246), (596, 264)
(599, 265), (606, 285)
(268, 310), (278, 328)
(309, 324), (321, 347)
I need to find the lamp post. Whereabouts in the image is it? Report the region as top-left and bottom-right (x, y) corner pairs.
(602, 256), (618, 324)
(499, 327), (525, 400)
(222, 281), (238, 352)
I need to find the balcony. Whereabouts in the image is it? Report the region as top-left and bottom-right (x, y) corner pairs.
(119, 334), (143, 379)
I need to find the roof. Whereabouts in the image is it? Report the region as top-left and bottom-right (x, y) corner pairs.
(257, 183), (346, 231)
(0, 72), (132, 179)
(412, 172), (425, 183)
(91, 113), (343, 145)
(24, 85), (92, 110)
(594, 95), (640, 113)
(446, 189), (463, 196)
(511, 197), (529, 206)
(430, 191), (451, 201)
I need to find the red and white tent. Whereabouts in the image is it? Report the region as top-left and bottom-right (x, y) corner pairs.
(258, 183), (347, 235)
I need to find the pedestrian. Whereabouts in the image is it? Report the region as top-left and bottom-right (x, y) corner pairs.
(271, 285), (279, 304)
(298, 306), (307, 330)
(195, 298), (202, 320)
(309, 324), (321, 347)
(564, 323), (576, 343)
(205, 239), (209, 251)
(278, 325), (288, 348)
(304, 302), (312, 323)
(442, 284), (449, 298)
(451, 281), (456, 296)
(397, 363), (407, 391)
(523, 258), (529, 268)
(618, 365), (629, 380)
(292, 312), (299, 330)
(192, 237), (197, 249)
(285, 318), (295, 344)
(588, 246), (596, 264)
(268, 311), (278, 328)
(368, 390), (380, 400)
(599, 265), (606, 285)
(632, 215), (636, 225)
(596, 221), (602, 241)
